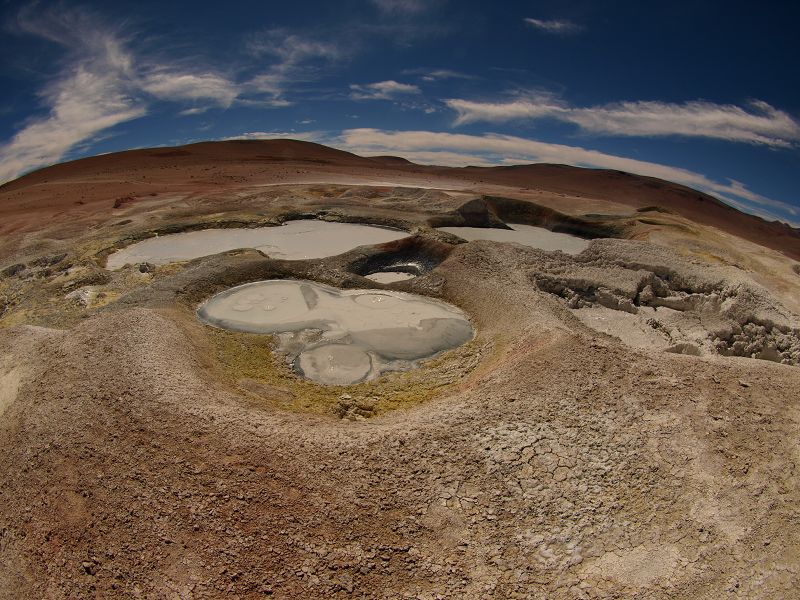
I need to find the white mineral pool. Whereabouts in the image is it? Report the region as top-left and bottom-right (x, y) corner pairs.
(197, 279), (474, 385)
(437, 223), (590, 254)
(106, 220), (409, 270)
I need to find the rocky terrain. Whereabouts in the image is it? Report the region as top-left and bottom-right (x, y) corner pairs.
(1, 140), (799, 599)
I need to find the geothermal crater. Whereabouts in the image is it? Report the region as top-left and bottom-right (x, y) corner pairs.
(1, 141), (799, 600)
(197, 279), (474, 385)
(106, 219), (409, 269)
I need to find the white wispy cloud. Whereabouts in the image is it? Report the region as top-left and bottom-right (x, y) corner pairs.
(0, 10), (346, 183)
(179, 107), (211, 116)
(0, 7), (146, 183)
(419, 69), (475, 82)
(246, 30), (343, 72)
(141, 71), (240, 107)
(331, 128), (798, 224)
(447, 94), (562, 124)
(350, 80), (421, 100)
(446, 96), (800, 147)
(524, 18), (583, 35)
(244, 29), (345, 104)
(0, 71), (146, 184)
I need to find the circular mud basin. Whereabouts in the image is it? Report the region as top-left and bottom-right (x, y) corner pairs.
(106, 220), (409, 269)
(297, 344), (373, 385)
(197, 279), (474, 385)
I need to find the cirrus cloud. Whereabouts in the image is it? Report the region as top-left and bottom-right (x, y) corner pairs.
(141, 71), (240, 107)
(445, 96), (800, 147)
(0, 7), (146, 183)
(524, 18), (583, 35)
(0, 8), (347, 184)
(350, 80), (421, 100)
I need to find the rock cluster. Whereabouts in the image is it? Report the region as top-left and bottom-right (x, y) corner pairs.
(336, 394), (378, 420)
(713, 321), (800, 365)
(528, 239), (800, 365)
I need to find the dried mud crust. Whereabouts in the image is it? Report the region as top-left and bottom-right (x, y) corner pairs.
(528, 239), (800, 365)
(0, 240), (798, 599)
(75, 235), (486, 420)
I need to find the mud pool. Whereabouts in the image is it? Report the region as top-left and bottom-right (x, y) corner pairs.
(106, 220), (409, 269)
(438, 223), (590, 254)
(364, 271), (417, 283)
(197, 280), (474, 385)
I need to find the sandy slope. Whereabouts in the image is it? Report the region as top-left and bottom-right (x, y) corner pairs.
(0, 141), (799, 599)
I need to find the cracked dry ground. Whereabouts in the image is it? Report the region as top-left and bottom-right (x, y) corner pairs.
(1, 242), (799, 599)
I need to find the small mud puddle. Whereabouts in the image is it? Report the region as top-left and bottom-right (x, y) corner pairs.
(107, 220), (408, 269)
(198, 280), (474, 385)
(438, 223), (590, 254)
(364, 271), (417, 283)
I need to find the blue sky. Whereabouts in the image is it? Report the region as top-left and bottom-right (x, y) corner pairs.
(1, 0), (799, 224)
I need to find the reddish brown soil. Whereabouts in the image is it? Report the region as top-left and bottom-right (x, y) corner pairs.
(1, 140), (798, 260)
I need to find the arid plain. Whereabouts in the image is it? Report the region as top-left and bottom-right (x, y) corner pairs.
(1, 140), (799, 599)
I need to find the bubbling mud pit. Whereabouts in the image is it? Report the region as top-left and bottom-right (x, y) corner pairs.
(106, 220), (409, 269)
(197, 280), (474, 384)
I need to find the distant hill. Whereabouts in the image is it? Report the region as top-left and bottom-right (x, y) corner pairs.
(2, 138), (798, 260)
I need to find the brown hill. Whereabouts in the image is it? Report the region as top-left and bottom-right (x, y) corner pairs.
(1, 139), (798, 260)
(0, 140), (378, 191)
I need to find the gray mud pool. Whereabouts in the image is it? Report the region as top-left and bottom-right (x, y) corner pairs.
(107, 220), (409, 269)
(197, 279), (474, 385)
(438, 223), (590, 254)
(364, 271), (417, 283)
